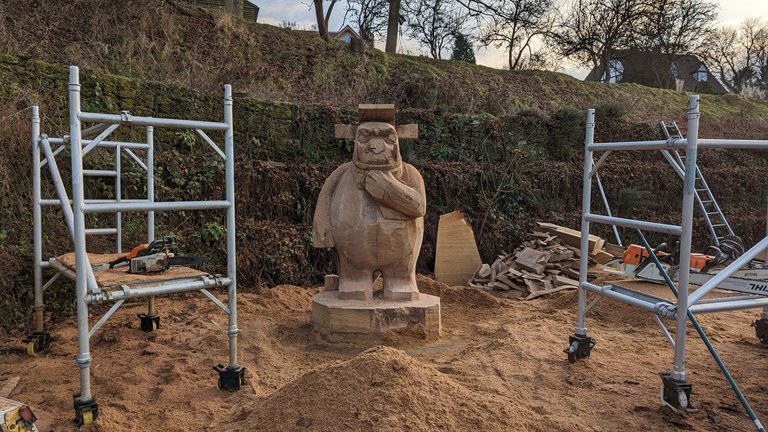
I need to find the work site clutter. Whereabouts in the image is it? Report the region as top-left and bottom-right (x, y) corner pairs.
(468, 222), (615, 300)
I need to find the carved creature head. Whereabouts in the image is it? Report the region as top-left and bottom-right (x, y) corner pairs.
(335, 104), (417, 172)
(353, 121), (401, 169)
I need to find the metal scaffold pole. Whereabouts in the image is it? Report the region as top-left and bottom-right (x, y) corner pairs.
(31, 106), (44, 333)
(576, 108), (595, 337)
(31, 64), (242, 425)
(69, 66), (98, 425)
(567, 93), (768, 425)
(637, 232), (765, 432)
(670, 95), (700, 383)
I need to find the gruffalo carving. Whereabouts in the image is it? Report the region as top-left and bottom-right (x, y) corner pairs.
(312, 104), (425, 301)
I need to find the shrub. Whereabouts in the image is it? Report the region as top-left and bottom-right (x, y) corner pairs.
(545, 108), (583, 160)
(594, 101), (628, 119)
(694, 80), (715, 95)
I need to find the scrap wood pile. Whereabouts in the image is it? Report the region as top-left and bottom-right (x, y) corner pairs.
(468, 222), (616, 300)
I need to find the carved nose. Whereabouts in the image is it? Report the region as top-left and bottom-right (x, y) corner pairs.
(367, 139), (384, 154)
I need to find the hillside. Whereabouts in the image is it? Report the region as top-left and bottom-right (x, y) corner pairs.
(1, 0), (768, 328)
(1, 0), (767, 132)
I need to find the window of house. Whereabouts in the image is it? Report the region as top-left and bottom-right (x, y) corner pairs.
(342, 34), (352, 44)
(670, 62), (678, 79)
(694, 65), (708, 82)
(601, 59), (624, 83)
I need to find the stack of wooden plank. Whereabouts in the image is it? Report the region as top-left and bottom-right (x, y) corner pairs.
(467, 223), (616, 300)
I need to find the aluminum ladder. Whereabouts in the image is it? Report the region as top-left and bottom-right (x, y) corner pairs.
(660, 121), (734, 246)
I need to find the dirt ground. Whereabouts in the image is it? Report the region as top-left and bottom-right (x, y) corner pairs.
(2, 275), (767, 431)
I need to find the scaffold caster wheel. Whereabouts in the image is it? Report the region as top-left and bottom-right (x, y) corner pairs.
(753, 318), (768, 344)
(73, 394), (99, 426)
(660, 372), (693, 413)
(213, 364), (245, 391)
(137, 313), (160, 332)
(564, 334), (596, 363)
(24, 331), (51, 357)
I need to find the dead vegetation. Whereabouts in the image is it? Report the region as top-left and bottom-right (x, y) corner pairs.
(1, 0), (768, 124)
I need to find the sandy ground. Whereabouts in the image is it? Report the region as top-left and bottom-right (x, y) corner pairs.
(1, 275), (767, 431)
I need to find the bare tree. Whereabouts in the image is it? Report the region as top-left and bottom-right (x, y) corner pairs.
(386, 0), (402, 52)
(459, 0), (555, 70)
(552, 0), (650, 81)
(224, 0), (244, 17)
(313, 0), (341, 40)
(702, 18), (768, 93)
(347, 0), (389, 44)
(403, 0), (469, 59)
(638, 0), (718, 54)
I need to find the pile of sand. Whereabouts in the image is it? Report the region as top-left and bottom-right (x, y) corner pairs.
(243, 284), (317, 313)
(229, 346), (533, 431)
(416, 274), (502, 308)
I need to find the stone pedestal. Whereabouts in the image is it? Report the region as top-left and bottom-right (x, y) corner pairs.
(311, 291), (441, 340)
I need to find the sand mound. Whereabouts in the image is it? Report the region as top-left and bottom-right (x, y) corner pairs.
(230, 346), (534, 431)
(541, 281), (669, 329)
(416, 275), (503, 309)
(243, 284), (317, 313)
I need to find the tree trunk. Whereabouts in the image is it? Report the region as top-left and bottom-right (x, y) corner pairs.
(224, 0), (235, 15)
(386, 0), (401, 53)
(601, 54), (611, 82)
(314, 0), (330, 40)
(233, 0), (243, 17)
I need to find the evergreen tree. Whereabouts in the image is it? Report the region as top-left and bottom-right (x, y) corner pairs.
(451, 32), (476, 64)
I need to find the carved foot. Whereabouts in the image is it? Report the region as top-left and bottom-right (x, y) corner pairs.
(383, 275), (419, 301)
(383, 291), (420, 301)
(338, 290), (373, 300)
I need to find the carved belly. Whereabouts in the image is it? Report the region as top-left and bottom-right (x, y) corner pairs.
(329, 171), (419, 265)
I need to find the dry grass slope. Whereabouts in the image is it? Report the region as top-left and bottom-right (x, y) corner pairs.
(0, 0), (767, 123)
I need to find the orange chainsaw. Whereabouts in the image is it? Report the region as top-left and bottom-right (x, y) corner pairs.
(108, 236), (208, 273)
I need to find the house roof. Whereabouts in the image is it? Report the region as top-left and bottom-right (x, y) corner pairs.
(584, 50), (728, 93)
(294, 25), (367, 44)
(332, 24), (360, 39)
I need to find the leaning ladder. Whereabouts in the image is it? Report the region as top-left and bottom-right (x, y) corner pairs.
(660, 121), (734, 246)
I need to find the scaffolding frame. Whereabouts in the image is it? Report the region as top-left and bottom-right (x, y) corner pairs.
(30, 66), (241, 424)
(572, 95), (768, 423)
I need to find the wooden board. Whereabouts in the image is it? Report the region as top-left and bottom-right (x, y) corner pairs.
(434, 211), (483, 287)
(536, 222), (606, 255)
(395, 124), (419, 140)
(514, 247), (550, 274)
(56, 252), (208, 288)
(0, 377), (19, 398)
(593, 249), (615, 264)
(524, 285), (576, 300)
(358, 104), (396, 123)
(335, 124), (356, 139)
(603, 242), (626, 257)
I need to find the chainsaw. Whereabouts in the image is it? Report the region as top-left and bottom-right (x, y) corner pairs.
(1, 397), (38, 432)
(615, 236), (768, 297)
(108, 236), (208, 274)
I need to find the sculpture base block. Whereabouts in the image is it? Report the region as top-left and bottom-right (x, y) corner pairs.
(311, 291), (441, 340)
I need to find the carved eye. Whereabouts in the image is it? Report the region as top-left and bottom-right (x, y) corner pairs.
(381, 130), (397, 145)
(357, 129), (370, 142)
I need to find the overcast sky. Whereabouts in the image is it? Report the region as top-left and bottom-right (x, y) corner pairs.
(258, 0), (765, 79)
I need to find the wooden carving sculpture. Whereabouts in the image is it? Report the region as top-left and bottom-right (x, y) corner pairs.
(312, 104), (425, 301)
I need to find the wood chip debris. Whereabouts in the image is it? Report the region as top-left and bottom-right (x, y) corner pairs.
(467, 226), (612, 300)
(0, 376), (20, 398)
